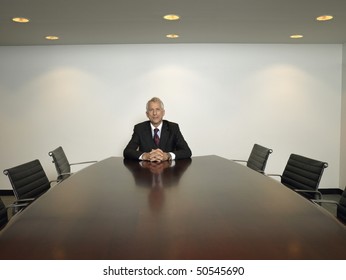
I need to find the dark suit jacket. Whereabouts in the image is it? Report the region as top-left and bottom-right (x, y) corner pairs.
(123, 120), (192, 160)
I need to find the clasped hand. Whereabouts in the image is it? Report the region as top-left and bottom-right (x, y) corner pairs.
(144, 149), (170, 162)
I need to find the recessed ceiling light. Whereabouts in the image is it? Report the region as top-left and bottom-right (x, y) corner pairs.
(290, 34), (303, 39)
(166, 34), (179, 39)
(163, 14), (180, 21)
(45, 35), (59, 40)
(316, 15), (333, 21)
(12, 17), (30, 23)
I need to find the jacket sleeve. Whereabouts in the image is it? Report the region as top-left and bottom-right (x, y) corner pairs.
(123, 125), (144, 160)
(171, 123), (192, 160)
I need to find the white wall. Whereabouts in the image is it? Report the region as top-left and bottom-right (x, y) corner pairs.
(340, 44), (346, 189)
(0, 44), (342, 190)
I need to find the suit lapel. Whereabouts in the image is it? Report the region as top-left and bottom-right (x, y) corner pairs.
(144, 122), (155, 147)
(159, 121), (169, 149)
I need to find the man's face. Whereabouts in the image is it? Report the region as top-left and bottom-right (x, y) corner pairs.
(146, 101), (165, 127)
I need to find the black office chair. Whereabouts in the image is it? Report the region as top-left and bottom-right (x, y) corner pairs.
(48, 146), (97, 182)
(268, 153), (328, 200)
(233, 143), (273, 173)
(312, 188), (346, 225)
(0, 198), (8, 230)
(0, 197), (27, 230)
(3, 159), (53, 208)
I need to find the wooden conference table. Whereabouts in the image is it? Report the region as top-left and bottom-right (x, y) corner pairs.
(0, 155), (345, 260)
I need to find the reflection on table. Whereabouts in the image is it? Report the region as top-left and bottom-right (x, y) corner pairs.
(124, 159), (191, 212)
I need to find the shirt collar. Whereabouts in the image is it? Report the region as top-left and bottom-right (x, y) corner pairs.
(150, 122), (163, 132)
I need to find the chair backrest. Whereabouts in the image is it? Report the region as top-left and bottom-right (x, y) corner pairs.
(281, 154), (328, 199)
(3, 159), (51, 200)
(48, 146), (71, 181)
(246, 144), (273, 173)
(337, 188), (346, 224)
(0, 198), (8, 230)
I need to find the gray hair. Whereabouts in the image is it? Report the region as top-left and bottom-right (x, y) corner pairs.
(146, 97), (164, 112)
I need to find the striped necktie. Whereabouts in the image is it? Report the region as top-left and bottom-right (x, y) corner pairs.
(154, 128), (160, 146)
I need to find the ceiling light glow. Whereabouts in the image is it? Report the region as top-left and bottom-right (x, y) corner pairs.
(12, 17), (30, 23)
(290, 34), (303, 39)
(45, 35), (59, 40)
(316, 15), (333, 21)
(166, 34), (179, 39)
(163, 14), (180, 21)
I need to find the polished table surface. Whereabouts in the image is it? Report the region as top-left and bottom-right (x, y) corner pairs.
(0, 155), (345, 260)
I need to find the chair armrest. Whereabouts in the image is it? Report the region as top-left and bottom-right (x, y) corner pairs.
(5, 200), (32, 216)
(70, 160), (97, 166)
(232, 160), (266, 174)
(232, 159), (247, 163)
(312, 199), (339, 205)
(58, 172), (73, 176)
(266, 174), (282, 178)
(55, 172), (74, 182)
(6, 200), (32, 213)
(249, 167), (265, 174)
(7, 202), (30, 208)
(15, 198), (35, 203)
(49, 179), (61, 186)
(294, 189), (322, 199)
(12, 198), (34, 207)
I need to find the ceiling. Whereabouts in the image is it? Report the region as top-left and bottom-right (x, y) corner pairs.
(1, 0), (346, 46)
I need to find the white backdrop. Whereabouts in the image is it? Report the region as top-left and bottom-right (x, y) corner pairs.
(0, 44), (342, 190)
(340, 44), (346, 188)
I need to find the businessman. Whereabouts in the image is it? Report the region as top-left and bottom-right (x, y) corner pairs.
(123, 97), (192, 161)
